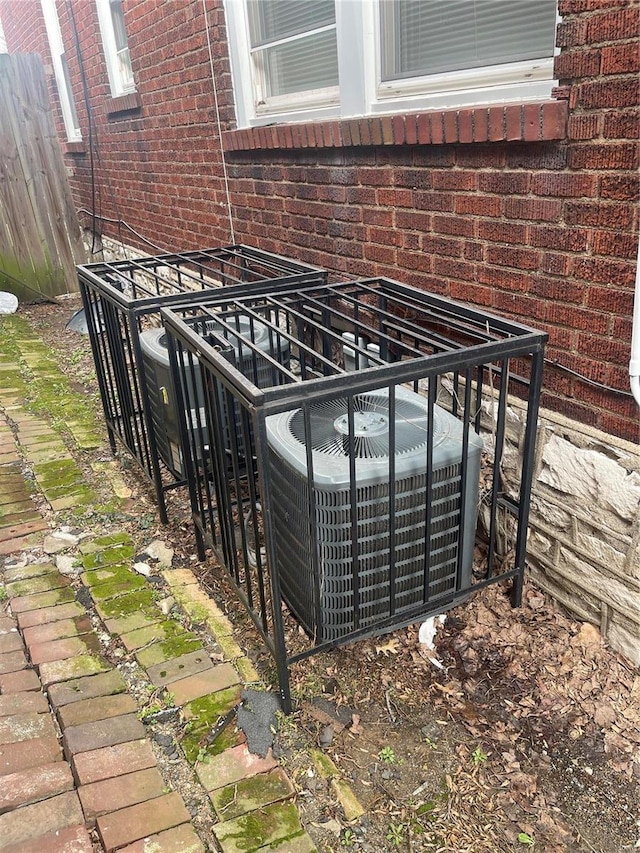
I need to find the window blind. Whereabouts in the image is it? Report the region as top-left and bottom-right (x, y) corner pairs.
(382, 0), (557, 81)
(248, 0), (338, 99)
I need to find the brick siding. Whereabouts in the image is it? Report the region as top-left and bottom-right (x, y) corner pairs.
(1, 0), (638, 441)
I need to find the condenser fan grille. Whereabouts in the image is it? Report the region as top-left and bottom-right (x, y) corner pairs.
(288, 393), (430, 458)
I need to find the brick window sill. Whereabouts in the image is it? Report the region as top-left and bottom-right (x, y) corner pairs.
(106, 92), (142, 117)
(64, 141), (85, 155)
(222, 101), (568, 152)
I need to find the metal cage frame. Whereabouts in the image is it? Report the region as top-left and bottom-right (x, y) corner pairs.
(77, 245), (327, 521)
(161, 278), (547, 711)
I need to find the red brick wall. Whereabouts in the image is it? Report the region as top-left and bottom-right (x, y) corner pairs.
(1, 0), (638, 441)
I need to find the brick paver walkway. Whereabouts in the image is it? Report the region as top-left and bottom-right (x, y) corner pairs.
(0, 314), (317, 852)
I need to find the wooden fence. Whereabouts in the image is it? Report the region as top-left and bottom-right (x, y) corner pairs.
(0, 53), (85, 301)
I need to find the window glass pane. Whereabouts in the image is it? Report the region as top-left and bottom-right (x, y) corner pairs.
(109, 0), (129, 53)
(248, 0), (335, 47)
(383, 0), (557, 80)
(61, 53), (80, 129)
(260, 28), (338, 97)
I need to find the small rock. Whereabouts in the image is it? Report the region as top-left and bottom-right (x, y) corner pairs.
(75, 587), (93, 609)
(315, 818), (342, 836)
(142, 707), (179, 725)
(133, 562), (152, 577)
(43, 535), (70, 555)
(421, 722), (442, 744)
(153, 732), (174, 750)
(319, 725), (334, 748)
(56, 555), (78, 575)
(143, 540), (174, 566)
(4, 555), (28, 569)
(159, 596), (175, 615)
(146, 575), (163, 586)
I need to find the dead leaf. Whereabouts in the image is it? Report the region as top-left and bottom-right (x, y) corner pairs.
(350, 713), (363, 736)
(375, 638), (400, 656)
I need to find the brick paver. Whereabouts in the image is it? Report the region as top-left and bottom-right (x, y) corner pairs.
(9, 587), (76, 614)
(47, 669), (126, 706)
(16, 601), (85, 629)
(210, 767), (295, 820)
(0, 735), (63, 776)
(3, 563), (57, 583)
(117, 823), (206, 853)
(62, 713), (146, 758)
(196, 744), (278, 792)
(0, 668), (41, 692)
(0, 790), (84, 849)
(1, 824), (94, 853)
(0, 631), (24, 654)
(0, 691), (49, 718)
(0, 762), (74, 813)
(0, 649), (27, 673)
(57, 692), (137, 730)
(5, 573), (70, 597)
(96, 792), (191, 852)
(72, 739), (157, 786)
(22, 615), (93, 646)
(212, 801), (304, 853)
(78, 766), (166, 823)
(28, 635), (101, 665)
(165, 662), (240, 705)
(146, 649), (212, 686)
(0, 711), (57, 744)
(39, 652), (111, 687)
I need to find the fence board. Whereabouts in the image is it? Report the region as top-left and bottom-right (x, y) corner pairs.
(0, 53), (85, 301)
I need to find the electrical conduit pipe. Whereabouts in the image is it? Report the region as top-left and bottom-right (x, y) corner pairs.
(631, 232), (640, 408)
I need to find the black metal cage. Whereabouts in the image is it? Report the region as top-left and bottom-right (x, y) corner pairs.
(161, 278), (547, 710)
(77, 245), (327, 521)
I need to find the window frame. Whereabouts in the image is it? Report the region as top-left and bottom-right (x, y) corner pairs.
(225, 0), (559, 129)
(95, 0), (135, 98)
(41, 0), (82, 141)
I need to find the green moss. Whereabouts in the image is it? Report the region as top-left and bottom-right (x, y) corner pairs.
(135, 633), (203, 668)
(82, 544), (136, 570)
(80, 532), (131, 554)
(212, 802), (303, 853)
(211, 768), (293, 821)
(95, 589), (159, 620)
(181, 686), (243, 764)
(309, 748), (339, 779)
(87, 572), (147, 601)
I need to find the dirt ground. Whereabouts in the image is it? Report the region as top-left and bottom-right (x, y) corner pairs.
(21, 295), (640, 853)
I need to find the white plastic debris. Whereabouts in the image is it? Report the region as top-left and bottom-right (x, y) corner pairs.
(0, 292), (18, 315)
(418, 614), (447, 650)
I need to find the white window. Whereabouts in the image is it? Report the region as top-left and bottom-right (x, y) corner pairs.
(96, 0), (135, 97)
(225, 0), (558, 128)
(0, 14), (7, 53)
(41, 0), (81, 141)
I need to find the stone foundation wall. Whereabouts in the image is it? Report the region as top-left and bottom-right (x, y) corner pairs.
(527, 409), (640, 665)
(446, 377), (640, 666)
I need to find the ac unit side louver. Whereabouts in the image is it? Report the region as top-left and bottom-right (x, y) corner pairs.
(265, 386), (483, 642)
(140, 316), (289, 476)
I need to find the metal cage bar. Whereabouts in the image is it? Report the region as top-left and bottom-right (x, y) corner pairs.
(78, 245), (327, 521)
(159, 278), (547, 710)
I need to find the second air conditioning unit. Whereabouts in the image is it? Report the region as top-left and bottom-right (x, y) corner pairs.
(140, 315), (289, 476)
